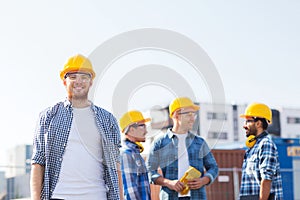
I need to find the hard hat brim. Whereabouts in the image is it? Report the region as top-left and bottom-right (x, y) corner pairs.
(240, 114), (272, 124)
(121, 118), (151, 133)
(170, 105), (200, 118)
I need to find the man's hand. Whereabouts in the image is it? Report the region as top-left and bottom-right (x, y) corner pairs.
(154, 177), (185, 192)
(187, 176), (210, 190)
(167, 180), (185, 192)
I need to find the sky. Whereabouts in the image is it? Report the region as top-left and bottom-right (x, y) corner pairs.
(1, 0), (300, 167)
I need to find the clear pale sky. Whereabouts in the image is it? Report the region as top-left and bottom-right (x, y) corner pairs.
(1, 1), (300, 166)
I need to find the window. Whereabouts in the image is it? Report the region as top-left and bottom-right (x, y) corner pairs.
(287, 117), (300, 124)
(207, 112), (227, 120)
(208, 131), (228, 139)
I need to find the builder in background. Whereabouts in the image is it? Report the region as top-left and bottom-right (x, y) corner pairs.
(147, 97), (218, 200)
(240, 102), (283, 200)
(119, 110), (151, 200)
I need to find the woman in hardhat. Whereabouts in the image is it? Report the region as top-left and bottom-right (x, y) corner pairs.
(119, 110), (151, 200)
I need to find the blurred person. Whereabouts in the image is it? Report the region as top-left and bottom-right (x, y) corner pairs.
(147, 97), (218, 200)
(119, 110), (151, 200)
(240, 103), (283, 200)
(30, 54), (123, 200)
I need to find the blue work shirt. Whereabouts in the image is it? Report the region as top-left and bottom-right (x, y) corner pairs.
(147, 129), (219, 200)
(121, 139), (151, 200)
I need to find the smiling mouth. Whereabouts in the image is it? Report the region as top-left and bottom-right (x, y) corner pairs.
(74, 86), (84, 90)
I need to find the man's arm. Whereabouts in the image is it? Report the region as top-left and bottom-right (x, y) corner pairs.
(202, 141), (219, 185)
(260, 179), (272, 200)
(30, 163), (45, 200)
(117, 162), (124, 200)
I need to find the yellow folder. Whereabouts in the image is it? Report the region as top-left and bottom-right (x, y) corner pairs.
(179, 166), (202, 195)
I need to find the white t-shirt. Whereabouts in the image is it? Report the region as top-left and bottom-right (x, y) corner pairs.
(52, 107), (107, 200)
(173, 132), (190, 197)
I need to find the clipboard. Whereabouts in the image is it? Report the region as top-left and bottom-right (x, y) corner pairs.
(179, 166), (202, 195)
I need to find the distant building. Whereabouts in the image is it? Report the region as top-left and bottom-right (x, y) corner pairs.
(6, 174), (30, 200)
(0, 171), (6, 198)
(4, 145), (32, 200)
(6, 145), (32, 178)
(279, 107), (300, 138)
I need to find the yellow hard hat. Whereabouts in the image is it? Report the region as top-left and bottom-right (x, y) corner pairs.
(240, 102), (272, 123)
(60, 54), (96, 80)
(119, 110), (151, 133)
(169, 97), (200, 118)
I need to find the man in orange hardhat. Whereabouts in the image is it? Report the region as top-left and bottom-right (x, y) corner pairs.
(239, 103), (283, 200)
(119, 110), (151, 200)
(31, 54), (123, 200)
(147, 97), (218, 200)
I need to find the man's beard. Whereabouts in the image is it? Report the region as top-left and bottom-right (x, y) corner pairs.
(246, 127), (257, 137)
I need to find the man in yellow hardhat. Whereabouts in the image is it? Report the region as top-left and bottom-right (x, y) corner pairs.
(30, 54), (123, 200)
(119, 110), (151, 200)
(239, 103), (283, 200)
(147, 97), (218, 200)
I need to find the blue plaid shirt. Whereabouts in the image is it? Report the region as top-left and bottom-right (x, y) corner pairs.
(31, 100), (121, 200)
(240, 132), (283, 199)
(147, 129), (219, 200)
(121, 140), (151, 200)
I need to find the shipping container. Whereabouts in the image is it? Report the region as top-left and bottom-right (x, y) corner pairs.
(272, 138), (300, 200)
(206, 149), (244, 200)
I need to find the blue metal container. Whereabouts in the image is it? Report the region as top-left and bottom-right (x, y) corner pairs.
(272, 138), (300, 200)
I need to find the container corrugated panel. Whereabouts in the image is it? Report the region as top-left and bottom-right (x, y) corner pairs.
(206, 149), (245, 200)
(272, 138), (300, 200)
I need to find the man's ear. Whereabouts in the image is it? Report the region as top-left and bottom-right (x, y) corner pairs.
(173, 110), (180, 120)
(255, 120), (262, 128)
(126, 127), (132, 136)
(89, 79), (93, 87)
(63, 79), (67, 86)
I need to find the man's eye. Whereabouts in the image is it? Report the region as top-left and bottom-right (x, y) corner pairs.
(69, 75), (77, 80)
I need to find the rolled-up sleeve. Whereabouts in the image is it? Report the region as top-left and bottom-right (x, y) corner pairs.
(31, 111), (47, 166)
(147, 141), (162, 183)
(259, 141), (278, 180)
(202, 141), (219, 185)
(110, 115), (122, 163)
